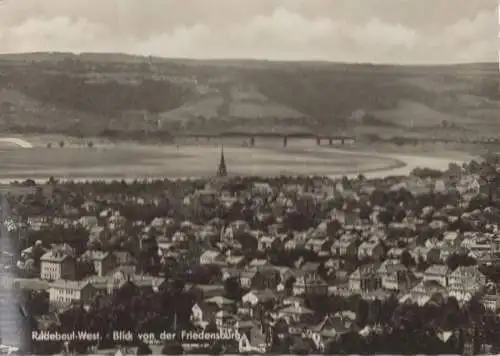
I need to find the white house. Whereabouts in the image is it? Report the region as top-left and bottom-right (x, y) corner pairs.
(49, 280), (97, 306)
(199, 250), (221, 265)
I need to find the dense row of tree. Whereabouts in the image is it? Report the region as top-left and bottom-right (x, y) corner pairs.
(8, 72), (192, 117)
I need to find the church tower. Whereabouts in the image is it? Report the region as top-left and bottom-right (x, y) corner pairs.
(216, 145), (227, 177)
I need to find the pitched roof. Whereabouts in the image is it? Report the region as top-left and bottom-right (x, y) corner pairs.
(41, 250), (71, 263)
(244, 289), (277, 303)
(50, 280), (92, 290)
(279, 305), (314, 315)
(204, 296), (235, 305)
(424, 264), (450, 276)
(301, 262), (320, 272)
(82, 250), (110, 261)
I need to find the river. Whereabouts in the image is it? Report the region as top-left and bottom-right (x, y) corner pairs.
(0, 147), (471, 184)
(330, 149), (471, 179)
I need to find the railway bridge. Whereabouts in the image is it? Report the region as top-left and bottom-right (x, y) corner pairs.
(179, 132), (355, 147)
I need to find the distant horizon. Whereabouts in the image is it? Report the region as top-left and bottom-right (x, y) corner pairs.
(0, 0), (496, 65)
(0, 50), (498, 68)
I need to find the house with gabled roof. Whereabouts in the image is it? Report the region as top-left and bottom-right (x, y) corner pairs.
(199, 250), (222, 265)
(378, 261), (416, 291)
(482, 293), (500, 312)
(190, 283), (226, 300)
(238, 319), (268, 354)
(348, 263), (381, 294)
(457, 174), (486, 197)
(305, 237), (330, 253)
(214, 309), (239, 330)
(48, 280), (97, 307)
(242, 289), (277, 306)
(80, 250), (115, 277)
(401, 280), (448, 306)
(410, 246), (430, 263)
(292, 271), (328, 296)
(240, 269), (258, 289)
(249, 258), (271, 268)
(311, 312), (358, 344)
(278, 304), (314, 324)
(358, 238), (385, 261)
(443, 230), (462, 247)
(331, 236), (358, 259)
(221, 267), (240, 282)
(300, 262), (321, 277)
(386, 247), (405, 260)
(225, 254), (245, 267)
(423, 264), (451, 287)
(241, 289), (278, 318)
(448, 265), (487, 301)
(250, 266), (281, 290)
(40, 247), (76, 281)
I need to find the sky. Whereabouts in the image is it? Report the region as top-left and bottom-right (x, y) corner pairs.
(0, 0), (498, 64)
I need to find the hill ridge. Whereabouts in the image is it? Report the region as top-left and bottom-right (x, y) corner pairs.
(0, 52), (498, 140)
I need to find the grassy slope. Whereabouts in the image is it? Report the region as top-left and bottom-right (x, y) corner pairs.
(0, 52), (498, 138)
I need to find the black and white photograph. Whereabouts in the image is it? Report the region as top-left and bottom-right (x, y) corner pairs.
(0, 0), (499, 354)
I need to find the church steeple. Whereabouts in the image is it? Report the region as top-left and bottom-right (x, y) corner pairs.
(217, 145), (227, 177)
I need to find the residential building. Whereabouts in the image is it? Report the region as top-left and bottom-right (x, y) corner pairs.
(292, 273), (328, 296)
(348, 263), (381, 293)
(423, 265), (451, 287)
(482, 294), (500, 312)
(240, 269), (258, 289)
(443, 231), (462, 247)
(378, 261), (416, 291)
(48, 280), (97, 306)
(40, 250), (76, 281)
(331, 236), (358, 259)
(249, 267), (280, 290)
(305, 238), (329, 253)
(358, 238), (385, 261)
(200, 250), (221, 265)
(448, 265), (487, 301)
(402, 280), (448, 306)
(81, 250), (115, 277)
(238, 320), (268, 354)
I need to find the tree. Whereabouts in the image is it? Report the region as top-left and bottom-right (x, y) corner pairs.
(441, 296), (463, 329)
(87, 141), (94, 148)
(356, 299), (369, 327)
(224, 276), (243, 301)
(400, 250), (415, 269)
(161, 340), (183, 355)
(137, 342), (153, 355)
(59, 140), (65, 148)
(76, 258), (96, 279)
(46, 142), (52, 148)
(446, 253), (476, 271)
(417, 255), (429, 272)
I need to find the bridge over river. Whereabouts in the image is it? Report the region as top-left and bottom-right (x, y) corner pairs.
(178, 132), (355, 147)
